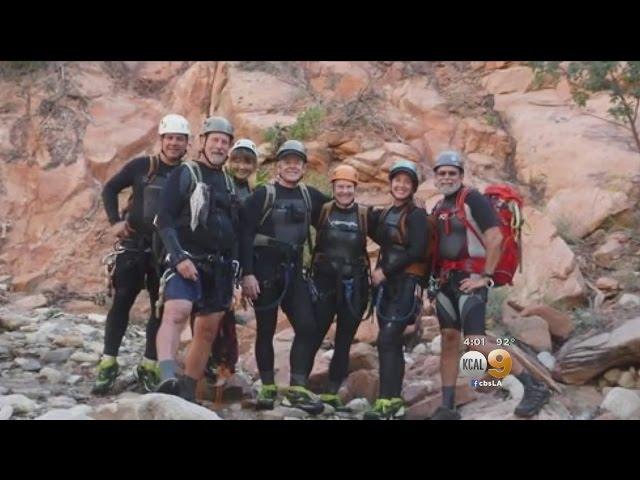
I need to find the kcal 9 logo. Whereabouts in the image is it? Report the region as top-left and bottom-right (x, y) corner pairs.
(459, 349), (512, 379)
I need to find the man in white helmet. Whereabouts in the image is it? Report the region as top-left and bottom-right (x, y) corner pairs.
(94, 114), (190, 395)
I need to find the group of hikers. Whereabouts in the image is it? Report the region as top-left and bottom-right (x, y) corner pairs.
(93, 113), (550, 420)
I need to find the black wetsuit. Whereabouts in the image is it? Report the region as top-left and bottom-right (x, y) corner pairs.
(309, 202), (375, 393)
(240, 182), (329, 387)
(370, 201), (429, 399)
(101, 155), (180, 360)
(210, 176), (252, 371)
(156, 161), (240, 315)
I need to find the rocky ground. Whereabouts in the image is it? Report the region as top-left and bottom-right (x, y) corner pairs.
(2, 274), (639, 420)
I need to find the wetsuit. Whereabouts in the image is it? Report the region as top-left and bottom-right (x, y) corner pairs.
(240, 182), (329, 387)
(432, 187), (500, 335)
(101, 155), (180, 360)
(370, 201), (429, 399)
(309, 202), (375, 393)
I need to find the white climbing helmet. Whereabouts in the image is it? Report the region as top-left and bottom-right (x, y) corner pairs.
(158, 114), (191, 136)
(230, 138), (258, 159)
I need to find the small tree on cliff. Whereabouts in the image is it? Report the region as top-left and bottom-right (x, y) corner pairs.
(530, 61), (640, 154)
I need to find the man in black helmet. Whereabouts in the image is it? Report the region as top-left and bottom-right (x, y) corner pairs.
(241, 139), (330, 414)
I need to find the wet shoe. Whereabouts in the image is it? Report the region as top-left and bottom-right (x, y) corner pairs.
(364, 398), (407, 420)
(91, 358), (119, 395)
(178, 376), (197, 403)
(256, 384), (278, 410)
(282, 386), (324, 415)
(135, 362), (161, 392)
(363, 399), (391, 420)
(155, 377), (181, 396)
(320, 393), (353, 413)
(387, 397), (406, 419)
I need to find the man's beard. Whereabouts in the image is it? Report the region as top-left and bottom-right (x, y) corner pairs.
(208, 152), (226, 166)
(438, 181), (462, 196)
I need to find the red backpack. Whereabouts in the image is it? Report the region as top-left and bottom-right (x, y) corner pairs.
(433, 184), (524, 287)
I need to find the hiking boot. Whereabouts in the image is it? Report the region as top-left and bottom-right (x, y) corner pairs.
(363, 399), (391, 420)
(319, 393), (350, 412)
(91, 358), (119, 395)
(135, 362), (160, 392)
(282, 386), (324, 415)
(256, 384), (278, 410)
(178, 376), (197, 403)
(363, 398), (406, 420)
(387, 397), (406, 419)
(514, 382), (550, 418)
(430, 406), (462, 420)
(155, 377), (181, 396)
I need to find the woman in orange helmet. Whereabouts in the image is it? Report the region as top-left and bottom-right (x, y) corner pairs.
(308, 164), (375, 410)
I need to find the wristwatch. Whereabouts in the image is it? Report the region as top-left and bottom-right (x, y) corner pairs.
(482, 272), (495, 288)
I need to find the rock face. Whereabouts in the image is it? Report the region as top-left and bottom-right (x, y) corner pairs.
(554, 317), (640, 384)
(493, 82), (639, 205)
(509, 208), (586, 306)
(546, 188), (632, 240)
(516, 303), (574, 340)
(482, 66), (533, 95)
(2, 61), (634, 304)
(502, 307), (552, 352)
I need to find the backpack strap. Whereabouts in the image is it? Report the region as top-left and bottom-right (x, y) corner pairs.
(397, 201), (416, 245)
(311, 200), (333, 271)
(357, 204), (368, 249)
(146, 155), (160, 183)
(428, 214), (439, 277)
(318, 201), (334, 230)
(455, 187), (485, 248)
(358, 204), (373, 305)
(379, 205), (393, 225)
(223, 171), (239, 225)
(223, 170), (236, 197)
(373, 206), (390, 261)
(184, 160), (203, 193)
(259, 183), (276, 227)
(298, 182), (314, 262)
(299, 182), (312, 213)
(508, 199), (524, 272)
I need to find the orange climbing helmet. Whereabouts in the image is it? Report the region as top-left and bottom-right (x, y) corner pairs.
(330, 164), (359, 185)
